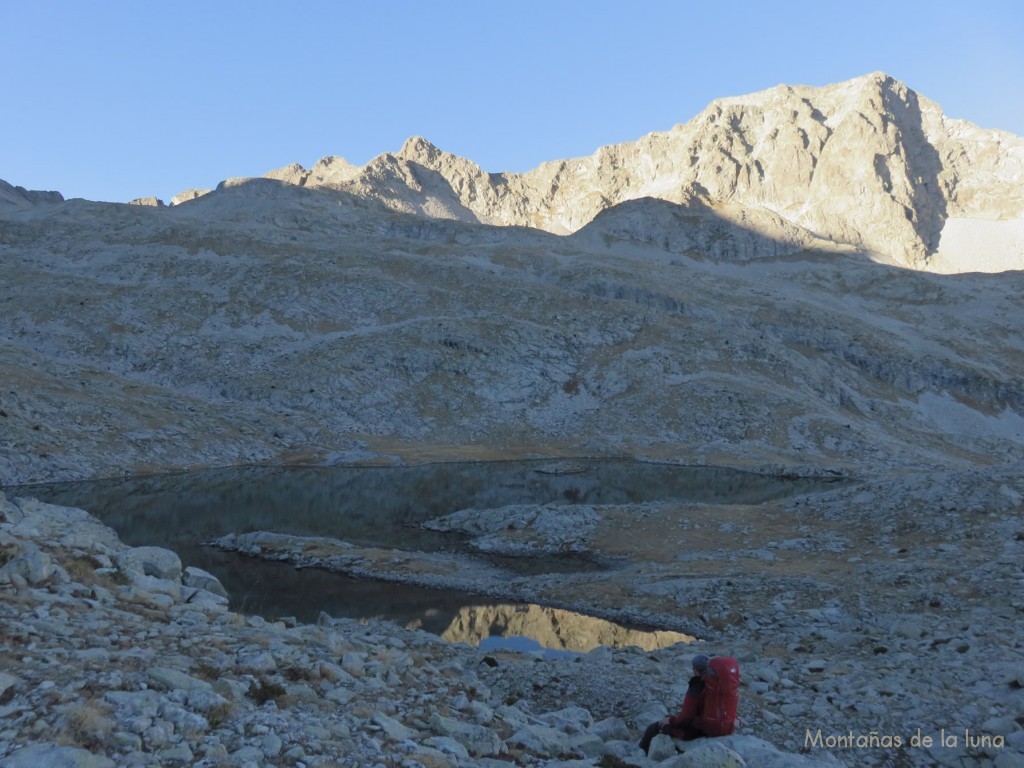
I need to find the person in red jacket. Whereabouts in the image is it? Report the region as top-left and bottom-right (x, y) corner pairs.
(639, 653), (740, 755)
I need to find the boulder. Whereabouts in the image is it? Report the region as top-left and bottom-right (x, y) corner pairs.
(147, 667), (213, 693)
(183, 566), (229, 597)
(509, 723), (575, 757)
(429, 714), (505, 757)
(666, 740), (746, 767)
(0, 542), (56, 584)
(118, 546), (182, 581)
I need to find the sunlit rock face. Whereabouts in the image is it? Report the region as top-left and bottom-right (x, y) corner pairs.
(267, 72), (1024, 271)
(439, 603), (694, 653)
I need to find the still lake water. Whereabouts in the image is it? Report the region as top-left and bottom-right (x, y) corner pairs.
(6, 459), (837, 651)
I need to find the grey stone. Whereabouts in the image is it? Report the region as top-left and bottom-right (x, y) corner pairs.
(262, 732), (283, 757)
(429, 714), (505, 757)
(0, 673), (19, 699)
(510, 723), (575, 757)
(422, 736), (470, 758)
(668, 741), (746, 767)
(119, 546), (182, 581)
(648, 732), (680, 761)
(157, 744), (193, 764)
(183, 565), (229, 598)
(147, 666), (213, 693)
(371, 711), (418, 741)
(995, 750), (1024, 768)
(591, 716), (632, 741)
(0, 744), (117, 767)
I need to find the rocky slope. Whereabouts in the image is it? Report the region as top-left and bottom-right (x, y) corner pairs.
(4, 177), (1024, 485)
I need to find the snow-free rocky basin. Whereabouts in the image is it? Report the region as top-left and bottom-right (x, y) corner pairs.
(2, 72), (1024, 767)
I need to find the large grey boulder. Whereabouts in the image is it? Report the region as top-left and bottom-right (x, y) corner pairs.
(183, 565), (229, 597)
(429, 714), (505, 757)
(118, 546), (182, 581)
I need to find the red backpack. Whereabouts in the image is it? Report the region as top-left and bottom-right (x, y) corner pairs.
(699, 656), (740, 736)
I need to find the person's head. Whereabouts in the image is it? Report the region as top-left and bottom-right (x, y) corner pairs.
(691, 654), (710, 675)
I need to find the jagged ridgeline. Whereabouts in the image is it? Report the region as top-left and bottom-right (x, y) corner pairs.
(254, 72), (1022, 272)
(7, 72), (1024, 270)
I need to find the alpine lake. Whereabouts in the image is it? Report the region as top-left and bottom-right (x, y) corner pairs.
(4, 459), (840, 657)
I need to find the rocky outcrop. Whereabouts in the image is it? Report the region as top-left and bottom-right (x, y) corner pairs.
(423, 503), (604, 555)
(170, 188), (211, 205)
(572, 197), (849, 261)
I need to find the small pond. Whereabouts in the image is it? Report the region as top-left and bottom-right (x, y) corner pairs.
(5, 459), (839, 653)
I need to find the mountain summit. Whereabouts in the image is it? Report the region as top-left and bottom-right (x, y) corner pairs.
(257, 72), (1023, 272)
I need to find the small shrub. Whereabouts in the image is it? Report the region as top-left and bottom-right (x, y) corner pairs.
(206, 701), (234, 728)
(246, 679), (286, 706)
(282, 664), (316, 683)
(63, 557), (96, 581)
(60, 702), (113, 749)
(96, 569), (130, 588)
(192, 662), (221, 681)
(0, 546), (16, 567)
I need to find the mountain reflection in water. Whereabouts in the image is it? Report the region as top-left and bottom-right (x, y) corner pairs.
(5, 458), (837, 646)
(439, 603), (694, 653)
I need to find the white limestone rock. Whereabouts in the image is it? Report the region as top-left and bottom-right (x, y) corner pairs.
(648, 732), (681, 761)
(424, 503), (602, 555)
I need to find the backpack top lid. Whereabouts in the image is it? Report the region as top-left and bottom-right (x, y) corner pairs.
(708, 656), (739, 677)
(706, 656), (740, 694)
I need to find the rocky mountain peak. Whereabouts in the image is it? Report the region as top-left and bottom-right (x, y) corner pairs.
(398, 135), (445, 164)
(8, 73), (1021, 272)
(242, 73), (1019, 271)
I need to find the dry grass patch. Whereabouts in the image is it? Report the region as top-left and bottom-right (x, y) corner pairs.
(58, 700), (114, 749)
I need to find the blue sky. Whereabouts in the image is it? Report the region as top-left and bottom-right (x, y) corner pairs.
(2, 1), (1022, 203)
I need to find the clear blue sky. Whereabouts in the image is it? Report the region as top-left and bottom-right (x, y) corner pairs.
(2, 1), (1022, 203)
